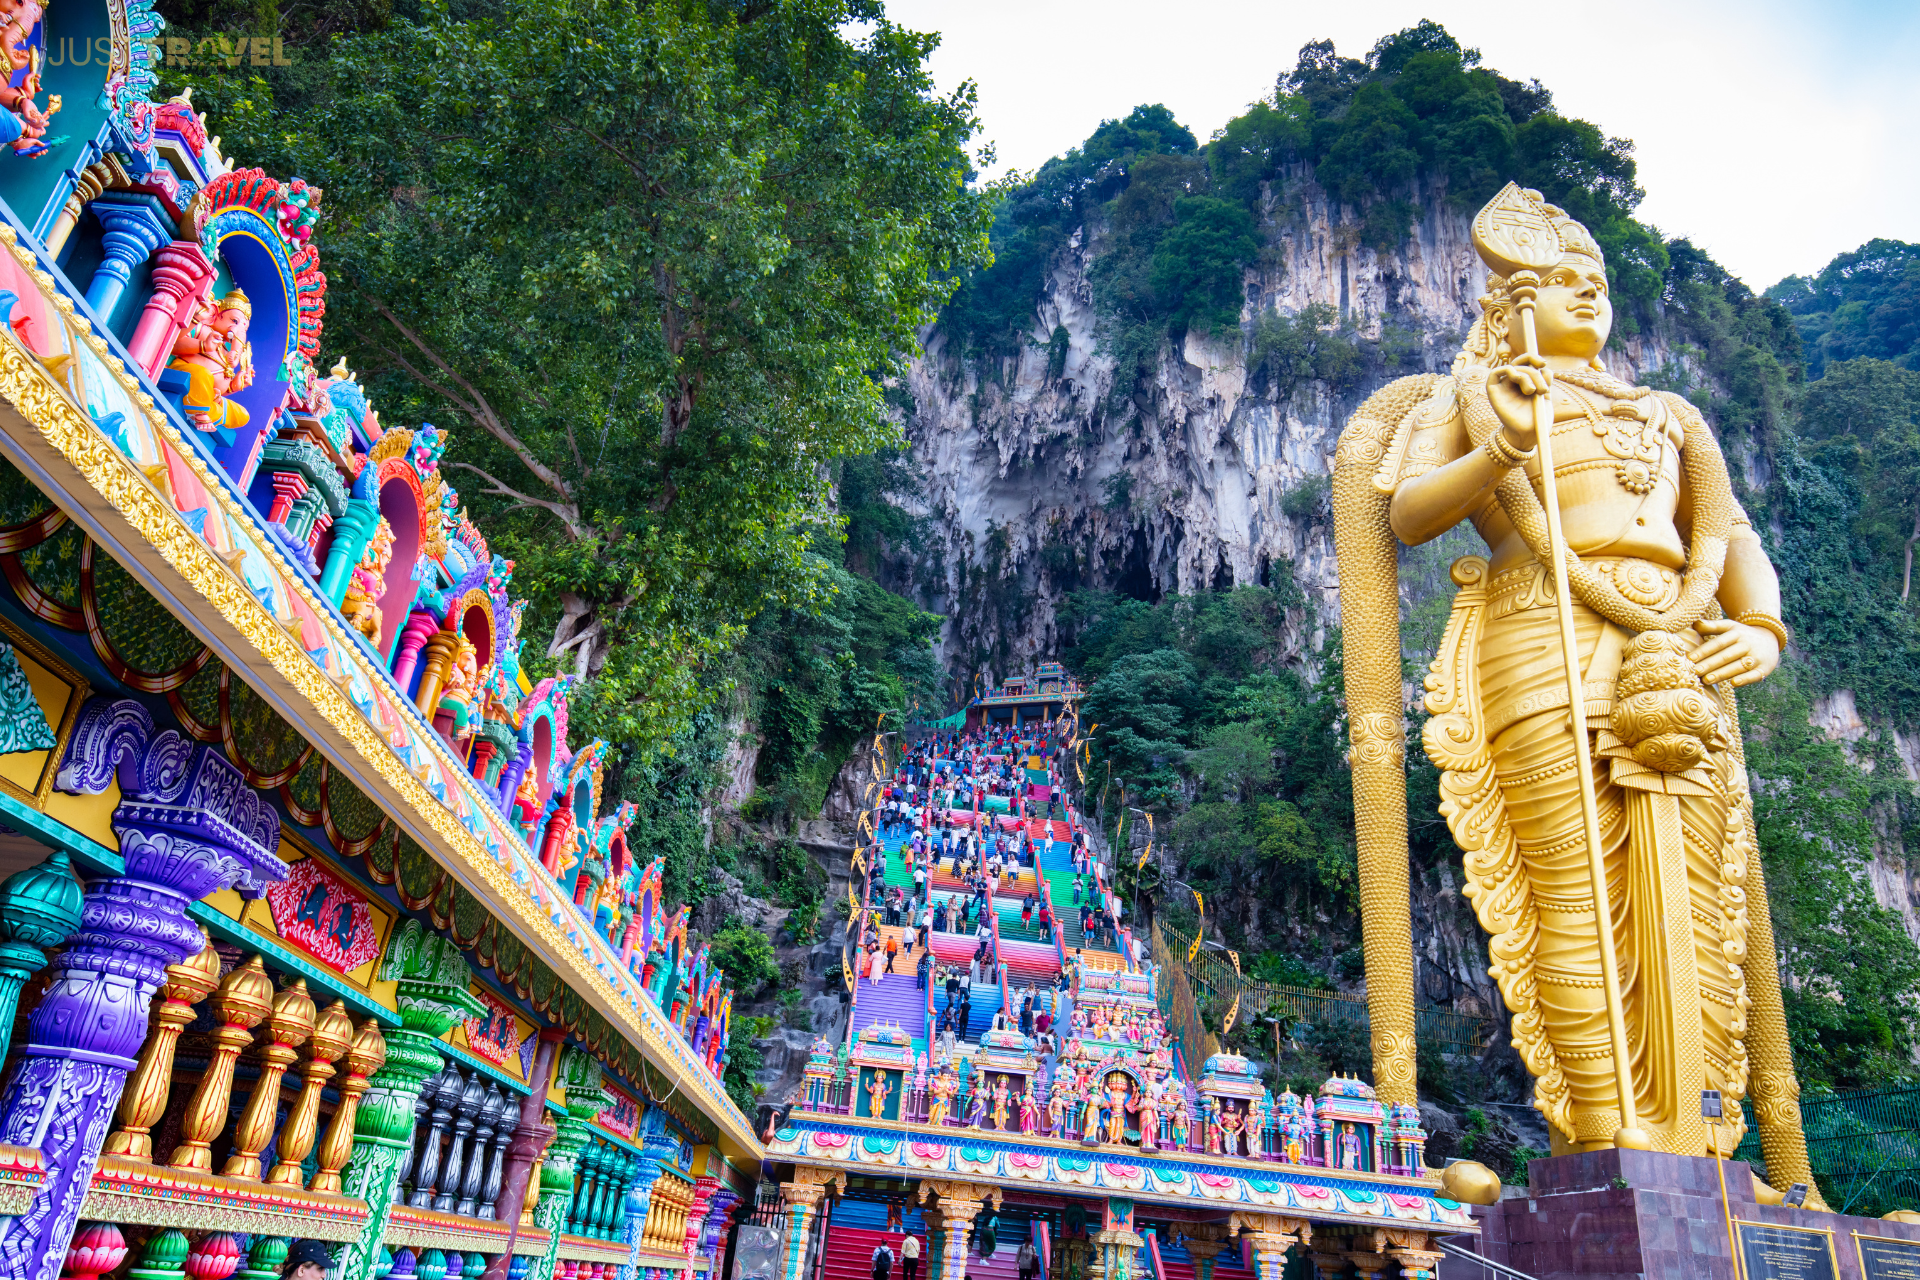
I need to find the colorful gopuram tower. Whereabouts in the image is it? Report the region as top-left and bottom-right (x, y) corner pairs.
(0, 15), (753, 1280)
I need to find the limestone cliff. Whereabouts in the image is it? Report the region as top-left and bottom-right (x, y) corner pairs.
(891, 173), (1685, 676)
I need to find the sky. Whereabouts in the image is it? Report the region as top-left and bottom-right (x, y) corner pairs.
(881, 0), (1920, 290)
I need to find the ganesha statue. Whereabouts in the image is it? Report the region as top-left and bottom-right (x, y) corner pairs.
(169, 290), (256, 433)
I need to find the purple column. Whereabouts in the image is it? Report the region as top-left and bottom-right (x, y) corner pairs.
(701, 1189), (740, 1265)
(0, 698), (288, 1280)
(494, 741), (533, 811)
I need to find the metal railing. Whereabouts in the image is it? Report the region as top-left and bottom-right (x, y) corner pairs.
(1433, 1237), (1543, 1280)
(1735, 1082), (1920, 1217)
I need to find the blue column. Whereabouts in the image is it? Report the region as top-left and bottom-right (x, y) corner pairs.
(84, 196), (172, 323)
(620, 1110), (683, 1278)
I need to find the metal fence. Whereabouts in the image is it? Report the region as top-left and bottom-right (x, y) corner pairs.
(1151, 920), (1221, 1068)
(1735, 1083), (1920, 1217)
(1154, 922), (1490, 1055)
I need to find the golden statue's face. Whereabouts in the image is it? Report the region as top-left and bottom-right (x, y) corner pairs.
(1527, 258), (1611, 359)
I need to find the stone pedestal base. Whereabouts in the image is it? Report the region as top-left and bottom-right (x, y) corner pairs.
(1471, 1150), (1920, 1280)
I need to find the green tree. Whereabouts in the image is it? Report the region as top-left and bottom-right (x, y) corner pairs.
(709, 917), (781, 998)
(1080, 647), (1199, 803)
(1796, 359), (1920, 597)
(1150, 197), (1259, 334)
(1740, 675), (1920, 1088)
(213, 0), (991, 758)
(1771, 239), (1920, 374)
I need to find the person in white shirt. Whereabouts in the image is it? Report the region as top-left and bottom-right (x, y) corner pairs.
(902, 1234), (921, 1280)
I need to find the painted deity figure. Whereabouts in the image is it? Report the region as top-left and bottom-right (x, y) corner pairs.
(1276, 1093), (1306, 1164)
(437, 634), (483, 737)
(1283, 1118), (1305, 1166)
(1341, 183), (1808, 1163)
(928, 1068), (956, 1127)
(1337, 1121), (1363, 1171)
(1102, 1073), (1132, 1145)
(1047, 1082), (1069, 1138)
(1215, 1100), (1241, 1157)
(1135, 1083), (1159, 1152)
(965, 1087), (990, 1131)
(866, 1071), (894, 1120)
(0, 0), (57, 157)
(1017, 1085), (1040, 1134)
(169, 289), (256, 432)
(342, 517), (397, 640)
(1203, 1099), (1223, 1155)
(1169, 1096), (1190, 1151)
(1080, 1082), (1102, 1142)
(991, 1075), (1012, 1130)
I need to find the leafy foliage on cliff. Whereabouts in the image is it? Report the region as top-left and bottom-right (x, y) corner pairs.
(1065, 585), (1360, 956)
(1739, 674), (1920, 1086)
(939, 19), (1668, 376)
(742, 559), (943, 820)
(1770, 239), (1920, 376)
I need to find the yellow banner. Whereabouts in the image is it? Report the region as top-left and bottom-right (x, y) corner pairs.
(1228, 948), (1240, 975)
(1223, 991), (1240, 1035)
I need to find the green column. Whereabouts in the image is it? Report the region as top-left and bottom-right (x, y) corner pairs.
(0, 851), (82, 1064)
(335, 921), (486, 1280)
(923, 1208), (944, 1280)
(319, 496), (382, 603)
(529, 1048), (610, 1280)
(525, 1114), (594, 1280)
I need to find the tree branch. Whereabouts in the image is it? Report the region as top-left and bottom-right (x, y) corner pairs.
(447, 461), (591, 541)
(554, 119), (667, 197)
(361, 293), (580, 511)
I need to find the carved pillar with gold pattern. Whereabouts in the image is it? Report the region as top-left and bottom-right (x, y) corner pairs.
(103, 931), (220, 1161)
(267, 998), (355, 1184)
(1387, 1247), (1443, 1280)
(224, 977), (317, 1178)
(1233, 1216), (1306, 1280)
(169, 955), (275, 1170)
(342, 918), (484, 1280)
(1184, 1234), (1228, 1280)
(44, 156), (128, 256)
(311, 1017), (386, 1192)
(1344, 1247), (1390, 1280)
(0, 702), (290, 1280)
(922, 1182), (990, 1280)
(415, 628), (461, 716)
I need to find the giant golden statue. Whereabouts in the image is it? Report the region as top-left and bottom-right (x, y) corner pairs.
(1335, 184), (1817, 1191)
